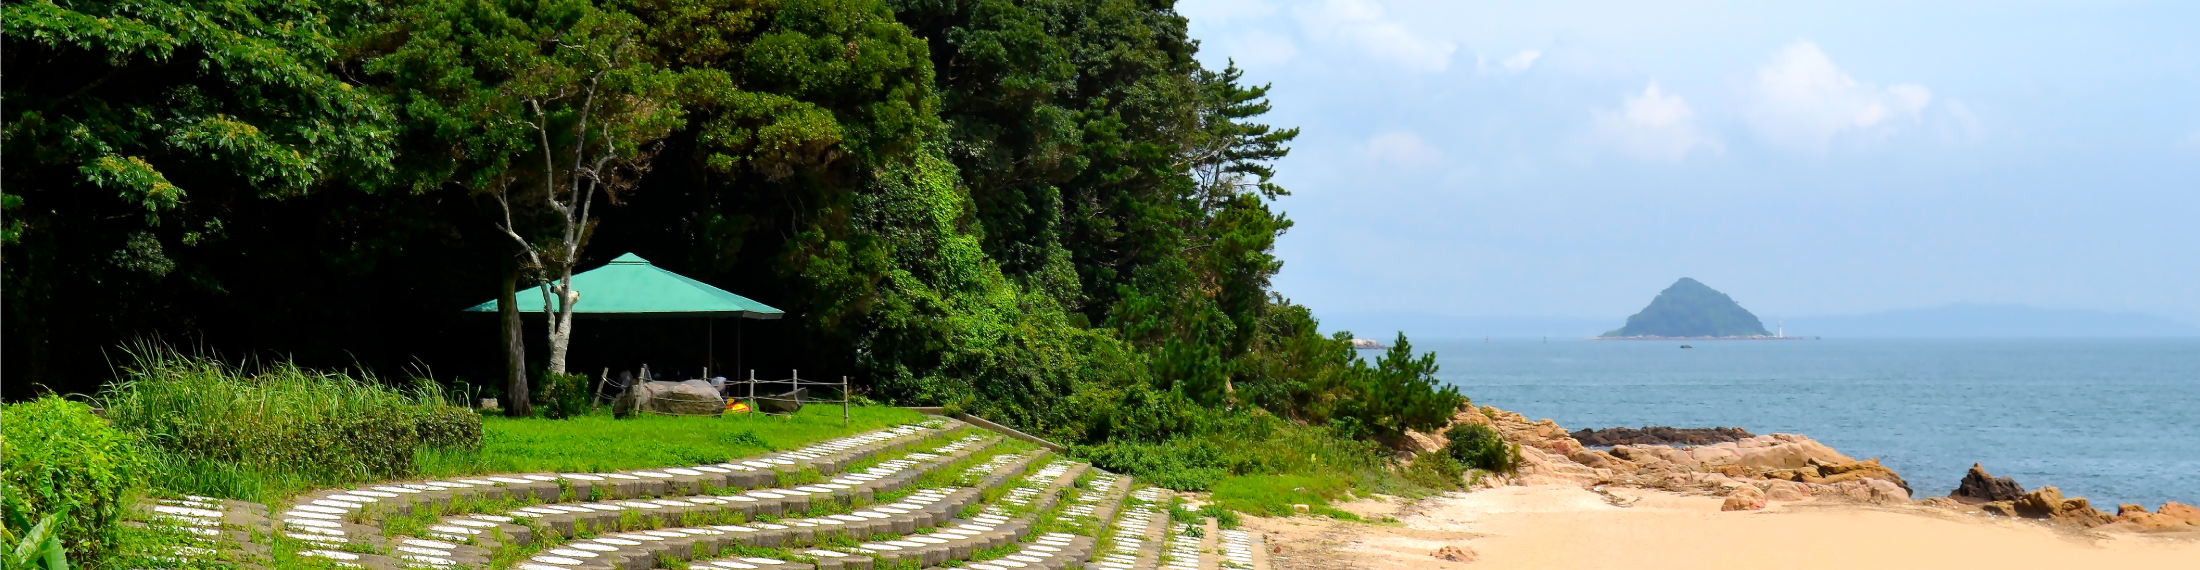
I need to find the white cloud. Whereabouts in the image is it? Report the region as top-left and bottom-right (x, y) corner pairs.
(1500, 49), (1541, 72)
(1293, 0), (1456, 72)
(1592, 82), (1721, 162)
(1933, 99), (1983, 145)
(1746, 41), (1932, 152)
(1364, 131), (1444, 167)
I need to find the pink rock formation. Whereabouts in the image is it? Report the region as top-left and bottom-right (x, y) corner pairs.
(1722, 485), (1767, 511)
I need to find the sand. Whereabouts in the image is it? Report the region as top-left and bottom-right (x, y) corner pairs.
(1244, 485), (2199, 570)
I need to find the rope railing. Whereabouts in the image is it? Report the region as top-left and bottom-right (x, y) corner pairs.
(596, 365), (853, 425)
(736, 369), (851, 426)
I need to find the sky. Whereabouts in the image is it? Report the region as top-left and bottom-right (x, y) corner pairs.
(1176, 0), (2200, 326)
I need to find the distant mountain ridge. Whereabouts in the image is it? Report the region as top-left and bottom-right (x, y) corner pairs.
(1602, 278), (1771, 338)
(1777, 304), (2200, 337)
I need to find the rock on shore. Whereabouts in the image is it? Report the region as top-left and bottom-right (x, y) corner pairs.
(1948, 463), (2026, 504)
(1571, 426), (1754, 447)
(1409, 405), (2200, 535)
(1418, 406), (1912, 506)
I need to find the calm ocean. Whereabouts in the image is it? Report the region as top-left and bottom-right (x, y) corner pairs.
(1400, 337), (2200, 508)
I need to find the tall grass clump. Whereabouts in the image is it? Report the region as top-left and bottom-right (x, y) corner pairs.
(97, 346), (480, 500)
(2, 396), (149, 565)
(1072, 407), (1387, 491)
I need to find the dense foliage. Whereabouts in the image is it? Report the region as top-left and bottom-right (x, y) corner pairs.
(1603, 277), (1772, 337)
(1, 396), (148, 564)
(4, 0), (1465, 478)
(1443, 423), (1521, 474)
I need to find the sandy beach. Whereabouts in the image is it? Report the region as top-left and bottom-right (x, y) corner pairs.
(1244, 485), (2200, 570)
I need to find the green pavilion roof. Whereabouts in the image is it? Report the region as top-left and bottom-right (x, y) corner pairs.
(464, 253), (783, 319)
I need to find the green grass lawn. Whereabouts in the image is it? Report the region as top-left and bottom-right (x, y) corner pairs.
(1206, 473), (1363, 520)
(419, 405), (929, 476)
(152, 405), (928, 502)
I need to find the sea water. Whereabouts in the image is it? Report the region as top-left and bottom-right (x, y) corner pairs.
(1406, 338), (2199, 508)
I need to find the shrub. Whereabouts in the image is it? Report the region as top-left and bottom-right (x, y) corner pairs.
(1443, 423), (1520, 474)
(1403, 451), (1465, 490)
(2, 396), (148, 563)
(97, 347), (481, 498)
(535, 371), (594, 419)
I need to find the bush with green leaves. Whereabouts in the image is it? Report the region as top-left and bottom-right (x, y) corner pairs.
(2, 396), (148, 565)
(1443, 423), (1521, 474)
(535, 371), (594, 420)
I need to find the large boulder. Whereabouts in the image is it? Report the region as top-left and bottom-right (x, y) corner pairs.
(1476, 406), (1587, 455)
(1568, 448), (1637, 471)
(1512, 446), (1612, 487)
(1722, 485), (1767, 511)
(2159, 502), (2200, 525)
(1763, 480), (1812, 502)
(614, 380), (725, 417)
(2111, 504), (2184, 529)
(1866, 479), (1911, 504)
(1570, 426), (1754, 446)
(1948, 463), (2027, 504)
(2012, 486), (2113, 527)
(1731, 437), (1852, 470)
(1765, 457), (1910, 496)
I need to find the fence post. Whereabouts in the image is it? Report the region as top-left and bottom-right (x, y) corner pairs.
(747, 369), (756, 417)
(842, 375), (850, 427)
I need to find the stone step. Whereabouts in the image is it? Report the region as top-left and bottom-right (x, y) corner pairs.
(682, 453), (1087, 570)
(1214, 529), (1266, 570)
(161, 420), (955, 570)
(454, 434), (1019, 569)
(514, 448), (1058, 570)
(953, 468), (1136, 570)
(1096, 487), (1176, 570)
(312, 421), (961, 525)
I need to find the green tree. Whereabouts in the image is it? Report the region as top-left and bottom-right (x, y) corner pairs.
(2, 0), (399, 385)
(1338, 332), (1465, 438)
(355, 0), (685, 410)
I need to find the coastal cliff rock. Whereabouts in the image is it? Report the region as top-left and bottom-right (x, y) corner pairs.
(2012, 486), (2114, 527)
(1866, 479), (1912, 503)
(1430, 405), (1909, 501)
(1571, 426), (1754, 446)
(2112, 504), (2184, 529)
(2160, 502), (2200, 525)
(1760, 457), (1911, 496)
(1949, 463), (2027, 504)
(1512, 446), (1613, 487)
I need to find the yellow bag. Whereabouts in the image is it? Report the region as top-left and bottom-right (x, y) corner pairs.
(725, 401), (751, 413)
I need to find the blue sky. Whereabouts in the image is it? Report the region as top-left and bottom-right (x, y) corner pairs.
(1179, 0), (2200, 325)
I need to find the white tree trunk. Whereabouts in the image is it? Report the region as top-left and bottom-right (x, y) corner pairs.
(544, 273), (578, 375)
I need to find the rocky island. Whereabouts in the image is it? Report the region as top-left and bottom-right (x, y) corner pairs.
(1600, 277), (1783, 339)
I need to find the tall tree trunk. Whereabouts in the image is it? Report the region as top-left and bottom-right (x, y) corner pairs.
(500, 264), (533, 417)
(544, 273), (577, 375)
